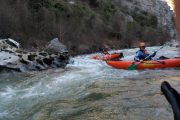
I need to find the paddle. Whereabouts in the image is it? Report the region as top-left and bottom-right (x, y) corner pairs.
(161, 81), (180, 120)
(128, 46), (164, 70)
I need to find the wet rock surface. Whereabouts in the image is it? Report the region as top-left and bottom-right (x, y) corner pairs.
(0, 38), (69, 72)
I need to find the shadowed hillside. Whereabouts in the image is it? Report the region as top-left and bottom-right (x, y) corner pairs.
(0, 0), (174, 54)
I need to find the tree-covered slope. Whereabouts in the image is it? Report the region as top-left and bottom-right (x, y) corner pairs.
(0, 0), (174, 54)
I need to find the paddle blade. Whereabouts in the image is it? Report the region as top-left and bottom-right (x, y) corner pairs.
(128, 63), (137, 70)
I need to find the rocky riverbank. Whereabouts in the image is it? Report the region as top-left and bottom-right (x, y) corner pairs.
(0, 38), (69, 72)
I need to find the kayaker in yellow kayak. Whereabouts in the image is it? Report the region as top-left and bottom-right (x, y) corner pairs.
(134, 42), (156, 62)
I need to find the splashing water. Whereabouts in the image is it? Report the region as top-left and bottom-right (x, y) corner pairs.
(0, 45), (179, 119)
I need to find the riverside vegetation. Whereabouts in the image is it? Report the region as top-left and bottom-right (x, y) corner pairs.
(0, 0), (174, 54)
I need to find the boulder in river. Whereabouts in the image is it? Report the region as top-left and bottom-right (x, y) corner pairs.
(0, 38), (69, 72)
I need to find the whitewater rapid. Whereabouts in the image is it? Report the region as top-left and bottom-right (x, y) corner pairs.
(0, 45), (179, 119)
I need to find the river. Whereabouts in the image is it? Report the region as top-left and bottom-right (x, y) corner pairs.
(0, 45), (179, 120)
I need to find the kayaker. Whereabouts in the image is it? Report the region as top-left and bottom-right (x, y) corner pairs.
(99, 44), (111, 54)
(134, 42), (156, 62)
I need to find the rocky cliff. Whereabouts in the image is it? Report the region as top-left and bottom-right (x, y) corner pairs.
(116, 0), (176, 39)
(0, 0), (175, 54)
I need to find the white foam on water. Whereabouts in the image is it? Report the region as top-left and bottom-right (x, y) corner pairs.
(0, 112), (9, 116)
(0, 87), (16, 99)
(0, 46), (178, 101)
(0, 45), (179, 119)
(0, 111), (9, 118)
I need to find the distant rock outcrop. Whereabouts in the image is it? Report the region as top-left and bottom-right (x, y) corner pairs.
(116, 0), (176, 39)
(0, 38), (69, 72)
(45, 38), (68, 54)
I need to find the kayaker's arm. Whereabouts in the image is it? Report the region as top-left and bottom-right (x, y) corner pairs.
(150, 51), (157, 57)
(134, 56), (140, 61)
(134, 51), (141, 61)
(134, 51), (149, 61)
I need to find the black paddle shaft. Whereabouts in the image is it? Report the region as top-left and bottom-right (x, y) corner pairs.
(161, 81), (180, 120)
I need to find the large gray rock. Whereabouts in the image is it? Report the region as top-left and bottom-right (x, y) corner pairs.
(0, 38), (20, 52)
(0, 38), (69, 72)
(46, 38), (68, 54)
(0, 51), (20, 71)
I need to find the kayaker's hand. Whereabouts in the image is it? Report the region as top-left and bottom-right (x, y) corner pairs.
(152, 51), (157, 56)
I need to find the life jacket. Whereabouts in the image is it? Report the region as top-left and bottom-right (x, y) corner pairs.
(134, 50), (150, 61)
